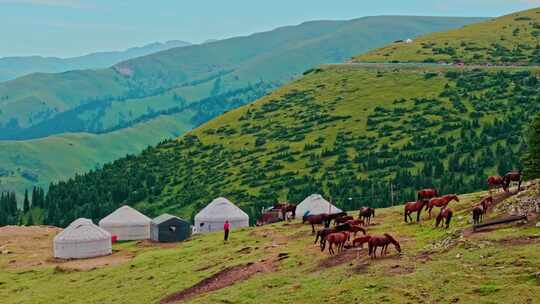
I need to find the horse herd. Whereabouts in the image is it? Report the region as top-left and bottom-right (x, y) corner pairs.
(267, 170), (522, 259)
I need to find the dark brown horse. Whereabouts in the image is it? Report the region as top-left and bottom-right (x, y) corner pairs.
(303, 213), (330, 234)
(503, 171), (522, 192)
(404, 200), (427, 223)
(435, 207), (453, 229)
(472, 196), (492, 224)
(346, 219), (365, 227)
(327, 231), (350, 255)
(348, 225), (367, 237)
(487, 176), (505, 193)
(427, 194), (459, 218)
(368, 234), (401, 259)
(315, 223), (352, 251)
(352, 235), (372, 248)
(334, 215), (354, 225)
(358, 207), (375, 225)
(273, 203), (297, 220)
(418, 188), (438, 201)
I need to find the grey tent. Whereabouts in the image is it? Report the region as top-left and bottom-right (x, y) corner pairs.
(151, 214), (191, 242)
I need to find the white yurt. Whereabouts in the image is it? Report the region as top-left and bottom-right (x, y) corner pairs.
(194, 197), (249, 233)
(99, 205), (151, 241)
(54, 218), (112, 259)
(296, 194), (342, 216)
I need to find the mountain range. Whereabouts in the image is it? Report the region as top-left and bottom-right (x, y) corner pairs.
(0, 40), (191, 82)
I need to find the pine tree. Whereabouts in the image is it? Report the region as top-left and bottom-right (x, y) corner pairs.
(27, 211), (34, 226)
(23, 189), (30, 213)
(524, 113), (540, 179)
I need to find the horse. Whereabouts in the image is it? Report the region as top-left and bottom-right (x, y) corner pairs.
(352, 235), (372, 249)
(472, 196), (492, 225)
(327, 212), (348, 222)
(435, 207), (453, 229)
(404, 200), (427, 223)
(316, 223), (352, 251)
(418, 188), (438, 201)
(503, 171), (522, 192)
(487, 176), (504, 193)
(303, 213), (330, 234)
(359, 207), (375, 225)
(348, 225), (367, 237)
(273, 203), (297, 220)
(346, 219), (365, 227)
(326, 231), (350, 255)
(427, 194), (459, 218)
(334, 215), (354, 225)
(368, 234), (401, 259)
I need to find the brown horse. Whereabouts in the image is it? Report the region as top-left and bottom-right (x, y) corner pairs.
(427, 194), (459, 218)
(368, 234), (401, 259)
(334, 215), (354, 225)
(352, 235), (372, 248)
(503, 171), (522, 192)
(346, 219), (365, 227)
(472, 196), (492, 224)
(315, 223), (352, 251)
(327, 231), (350, 255)
(435, 207), (453, 229)
(404, 200), (427, 223)
(418, 188), (438, 201)
(487, 176), (504, 193)
(348, 225), (367, 237)
(273, 203), (297, 220)
(359, 207), (375, 225)
(303, 213), (330, 234)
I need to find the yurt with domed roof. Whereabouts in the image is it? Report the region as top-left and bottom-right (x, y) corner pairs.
(54, 218), (112, 259)
(194, 197), (249, 233)
(99, 205), (151, 241)
(296, 194), (342, 217)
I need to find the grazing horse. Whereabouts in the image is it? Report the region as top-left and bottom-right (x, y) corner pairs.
(334, 215), (354, 225)
(472, 196), (492, 225)
(404, 200), (427, 223)
(359, 207), (375, 225)
(326, 231), (350, 255)
(303, 214), (330, 234)
(503, 171), (522, 192)
(487, 176), (505, 193)
(346, 219), (365, 227)
(352, 235), (372, 248)
(435, 207), (453, 229)
(427, 194), (459, 218)
(368, 234), (401, 259)
(418, 188), (438, 201)
(273, 203), (297, 220)
(314, 228), (336, 251)
(348, 225), (367, 237)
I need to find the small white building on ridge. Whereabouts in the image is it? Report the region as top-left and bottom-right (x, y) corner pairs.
(54, 218), (112, 259)
(296, 194), (342, 216)
(194, 197), (249, 233)
(99, 205), (151, 241)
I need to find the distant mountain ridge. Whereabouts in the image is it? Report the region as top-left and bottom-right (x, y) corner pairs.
(0, 40), (191, 82)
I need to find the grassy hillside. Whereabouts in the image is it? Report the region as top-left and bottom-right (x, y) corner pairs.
(0, 112), (194, 196)
(354, 7), (540, 64)
(0, 41), (191, 82)
(1, 188), (539, 303)
(0, 16), (484, 139)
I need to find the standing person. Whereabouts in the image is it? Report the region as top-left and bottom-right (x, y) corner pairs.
(224, 220), (230, 241)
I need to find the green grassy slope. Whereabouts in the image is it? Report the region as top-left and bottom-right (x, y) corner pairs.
(0, 112), (194, 196)
(353, 7), (540, 64)
(1, 189), (538, 304)
(0, 16), (485, 139)
(0, 40), (191, 82)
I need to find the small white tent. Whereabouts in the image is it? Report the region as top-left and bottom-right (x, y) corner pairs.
(54, 218), (112, 259)
(296, 194), (342, 216)
(194, 197), (249, 233)
(99, 205), (151, 241)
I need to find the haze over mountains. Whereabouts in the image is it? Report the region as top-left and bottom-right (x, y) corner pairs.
(0, 15), (485, 196)
(0, 40), (191, 82)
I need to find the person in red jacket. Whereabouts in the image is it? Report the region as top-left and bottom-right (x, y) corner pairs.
(224, 220), (230, 241)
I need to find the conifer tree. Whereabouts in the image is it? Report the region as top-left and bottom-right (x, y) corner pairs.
(23, 189), (30, 213)
(525, 113), (540, 179)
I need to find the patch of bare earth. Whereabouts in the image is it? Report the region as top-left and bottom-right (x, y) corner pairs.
(160, 257), (278, 304)
(50, 250), (134, 271)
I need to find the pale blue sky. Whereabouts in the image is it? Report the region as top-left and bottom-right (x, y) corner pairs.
(1, 0), (539, 57)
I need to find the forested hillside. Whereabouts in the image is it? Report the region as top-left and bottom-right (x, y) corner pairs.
(0, 16), (484, 140)
(37, 8), (540, 227)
